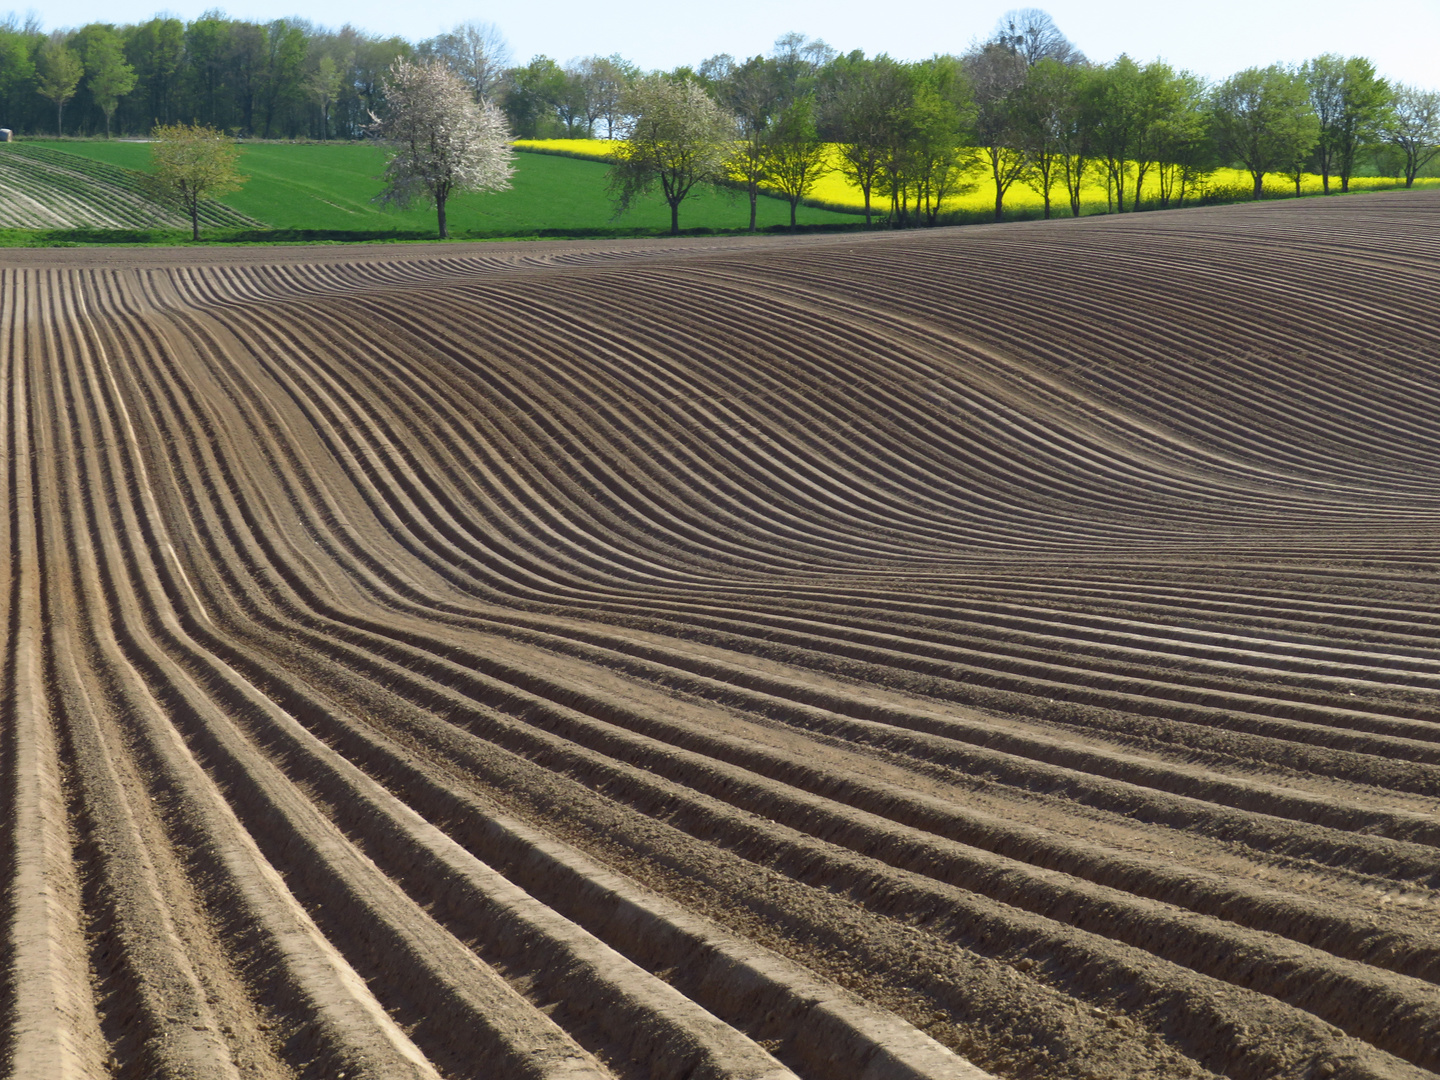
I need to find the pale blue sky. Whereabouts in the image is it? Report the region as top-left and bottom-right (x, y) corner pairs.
(26, 0), (1440, 89)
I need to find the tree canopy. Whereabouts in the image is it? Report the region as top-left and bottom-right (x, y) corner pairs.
(146, 122), (245, 239)
(608, 75), (734, 235)
(368, 58), (515, 238)
(0, 8), (1428, 229)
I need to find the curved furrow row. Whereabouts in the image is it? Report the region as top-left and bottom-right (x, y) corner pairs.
(129, 244), (1440, 1065)
(146, 271), (1440, 802)
(7, 193), (1440, 1080)
(728, 234), (1440, 468)
(93, 265), (974, 1080)
(732, 237), (1440, 481)
(135, 243), (1440, 829)
(82, 283), (1432, 1080)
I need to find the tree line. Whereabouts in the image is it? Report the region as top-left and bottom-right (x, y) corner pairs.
(3, 8), (1438, 229)
(606, 15), (1439, 233)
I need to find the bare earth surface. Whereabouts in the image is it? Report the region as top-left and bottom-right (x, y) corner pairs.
(4, 192), (1440, 1080)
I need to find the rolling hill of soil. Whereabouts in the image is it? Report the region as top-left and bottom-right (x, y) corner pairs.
(3, 191), (1440, 1080)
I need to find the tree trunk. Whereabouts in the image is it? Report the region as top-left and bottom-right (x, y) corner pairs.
(670, 199), (679, 236)
(1322, 168), (1330, 194)
(748, 186), (757, 232)
(789, 197), (797, 231)
(437, 195), (448, 239)
(1253, 171), (1264, 200)
(862, 186), (871, 227)
(190, 202), (200, 242)
(56, 102), (63, 136)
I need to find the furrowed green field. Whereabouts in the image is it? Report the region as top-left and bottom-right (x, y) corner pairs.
(0, 140), (859, 241)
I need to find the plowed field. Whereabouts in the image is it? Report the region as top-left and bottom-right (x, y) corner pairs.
(4, 192), (1440, 1080)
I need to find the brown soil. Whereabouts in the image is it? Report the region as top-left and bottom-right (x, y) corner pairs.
(4, 191), (1440, 1080)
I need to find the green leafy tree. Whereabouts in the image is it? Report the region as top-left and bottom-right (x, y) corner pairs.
(590, 54), (637, 139)
(717, 55), (780, 231)
(259, 19), (308, 138)
(1013, 57), (1081, 217)
(1304, 54), (1390, 193)
(1210, 65), (1319, 200)
(1303, 54), (1347, 192)
(764, 93), (829, 229)
(82, 26), (137, 138)
(36, 33), (83, 135)
(1332, 57), (1389, 193)
(147, 122), (245, 239)
(610, 75), (734, 235)
(963, 41), (1028, 221)
(903, 58), (976, 226)
(182, 14), (232, 128)
(1053, 65), (1103, 218)
(502, 55), (566, 138)
(1384, 84), (1440, 188)
(0, 26), (36, 124)
(308, 52), (345, 140)
(1087, 56), (1178, 211)
(124, 17), (183, 127)
(1152, 71), (1213, 208)
(226, 21), (267, 135)
(830, 54), (909, 226)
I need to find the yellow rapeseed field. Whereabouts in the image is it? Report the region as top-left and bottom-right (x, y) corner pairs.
(514, 139), (1438, 216)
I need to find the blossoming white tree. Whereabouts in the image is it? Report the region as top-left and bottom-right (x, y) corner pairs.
(370, 59), (514, 238)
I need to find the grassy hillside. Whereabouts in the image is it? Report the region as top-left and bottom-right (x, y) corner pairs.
(28, 140), (859, 237)
(0, 143), (259, 230)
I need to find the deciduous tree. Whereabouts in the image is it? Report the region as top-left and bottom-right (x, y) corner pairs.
(991, 8), (1084, 67)
(830, 54), (908, 226)
(1152, 71), (1212, 208)
(764, 93), (829, 229)
(1384, 84), (1440, 188)
(124, 17), (182, 126)
(1304, 54), (1390, 193)
(1088, 57), (1177, 211)
(903, 62), (977, 226)
(370, 58), (515, 239)
(309, 52), (344, 139)
(609, 75), (733, 236)
(421, 21), (509, 102)
(82, 26), (137, 138)
(964, 41), (1028, 221)
(1012, 57), (1080, 217)
(1210, 65), (1318, 200)
(0, 25), (36, 124)
(36, 33), (83, 135)
(502, 55), (566, 138)
(147, 122), (245, 239)
(716, 55), (779, 231)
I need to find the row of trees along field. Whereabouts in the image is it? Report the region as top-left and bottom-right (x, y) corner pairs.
(3, 8), (1438, 226)
(611, 16), (1440, 230)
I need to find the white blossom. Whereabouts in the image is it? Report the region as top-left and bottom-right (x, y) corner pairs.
(370, 59), (515, 237)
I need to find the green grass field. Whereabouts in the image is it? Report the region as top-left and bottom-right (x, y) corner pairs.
(26, 140), (859, 238)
